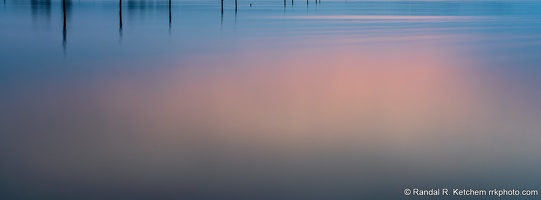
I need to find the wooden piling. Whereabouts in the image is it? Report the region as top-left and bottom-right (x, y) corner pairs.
(119, 0), (122, 31)
(62, 0), (67, 51)
(118, 0), (123, 42)
(169, 0), (171, 28)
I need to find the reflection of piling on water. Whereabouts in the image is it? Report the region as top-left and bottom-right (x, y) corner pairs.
(62, 0), (67, 54)
(119, 0), (123, 41)
(169, 0), (171, 30)
(31, 0), (52, 27)
(220, 0), (223, 29)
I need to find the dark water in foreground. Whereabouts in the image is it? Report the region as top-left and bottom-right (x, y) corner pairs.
(1, 0), (541, 199)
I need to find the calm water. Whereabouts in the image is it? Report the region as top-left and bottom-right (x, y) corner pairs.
(1, 0), (541, 199)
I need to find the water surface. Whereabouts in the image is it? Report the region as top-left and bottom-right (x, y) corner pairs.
(1, 0), (541, 199)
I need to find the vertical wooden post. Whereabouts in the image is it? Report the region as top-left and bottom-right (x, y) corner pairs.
(119, 0), (123, 42)
(119, 0), (123, 33)
(169, 0), (171, 28)
(221, 0), (223, 28)
(62, 0), (67, 52)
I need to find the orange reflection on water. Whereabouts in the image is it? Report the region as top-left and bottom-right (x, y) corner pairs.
(97, 38), (499, 152)
(5, 35), (541, 191)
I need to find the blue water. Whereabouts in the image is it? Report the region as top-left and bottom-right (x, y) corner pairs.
(1, 1), (541, 199)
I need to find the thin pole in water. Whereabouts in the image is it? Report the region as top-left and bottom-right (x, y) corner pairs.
(169, 0), (172, 29)
(221, 0), (223, 29)
(235, 0), (237, 12)
(119, 0), (123, 39)
(62, 0), (67, 54)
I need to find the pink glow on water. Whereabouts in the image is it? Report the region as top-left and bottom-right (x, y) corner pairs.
(86, 38), (538, 155)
